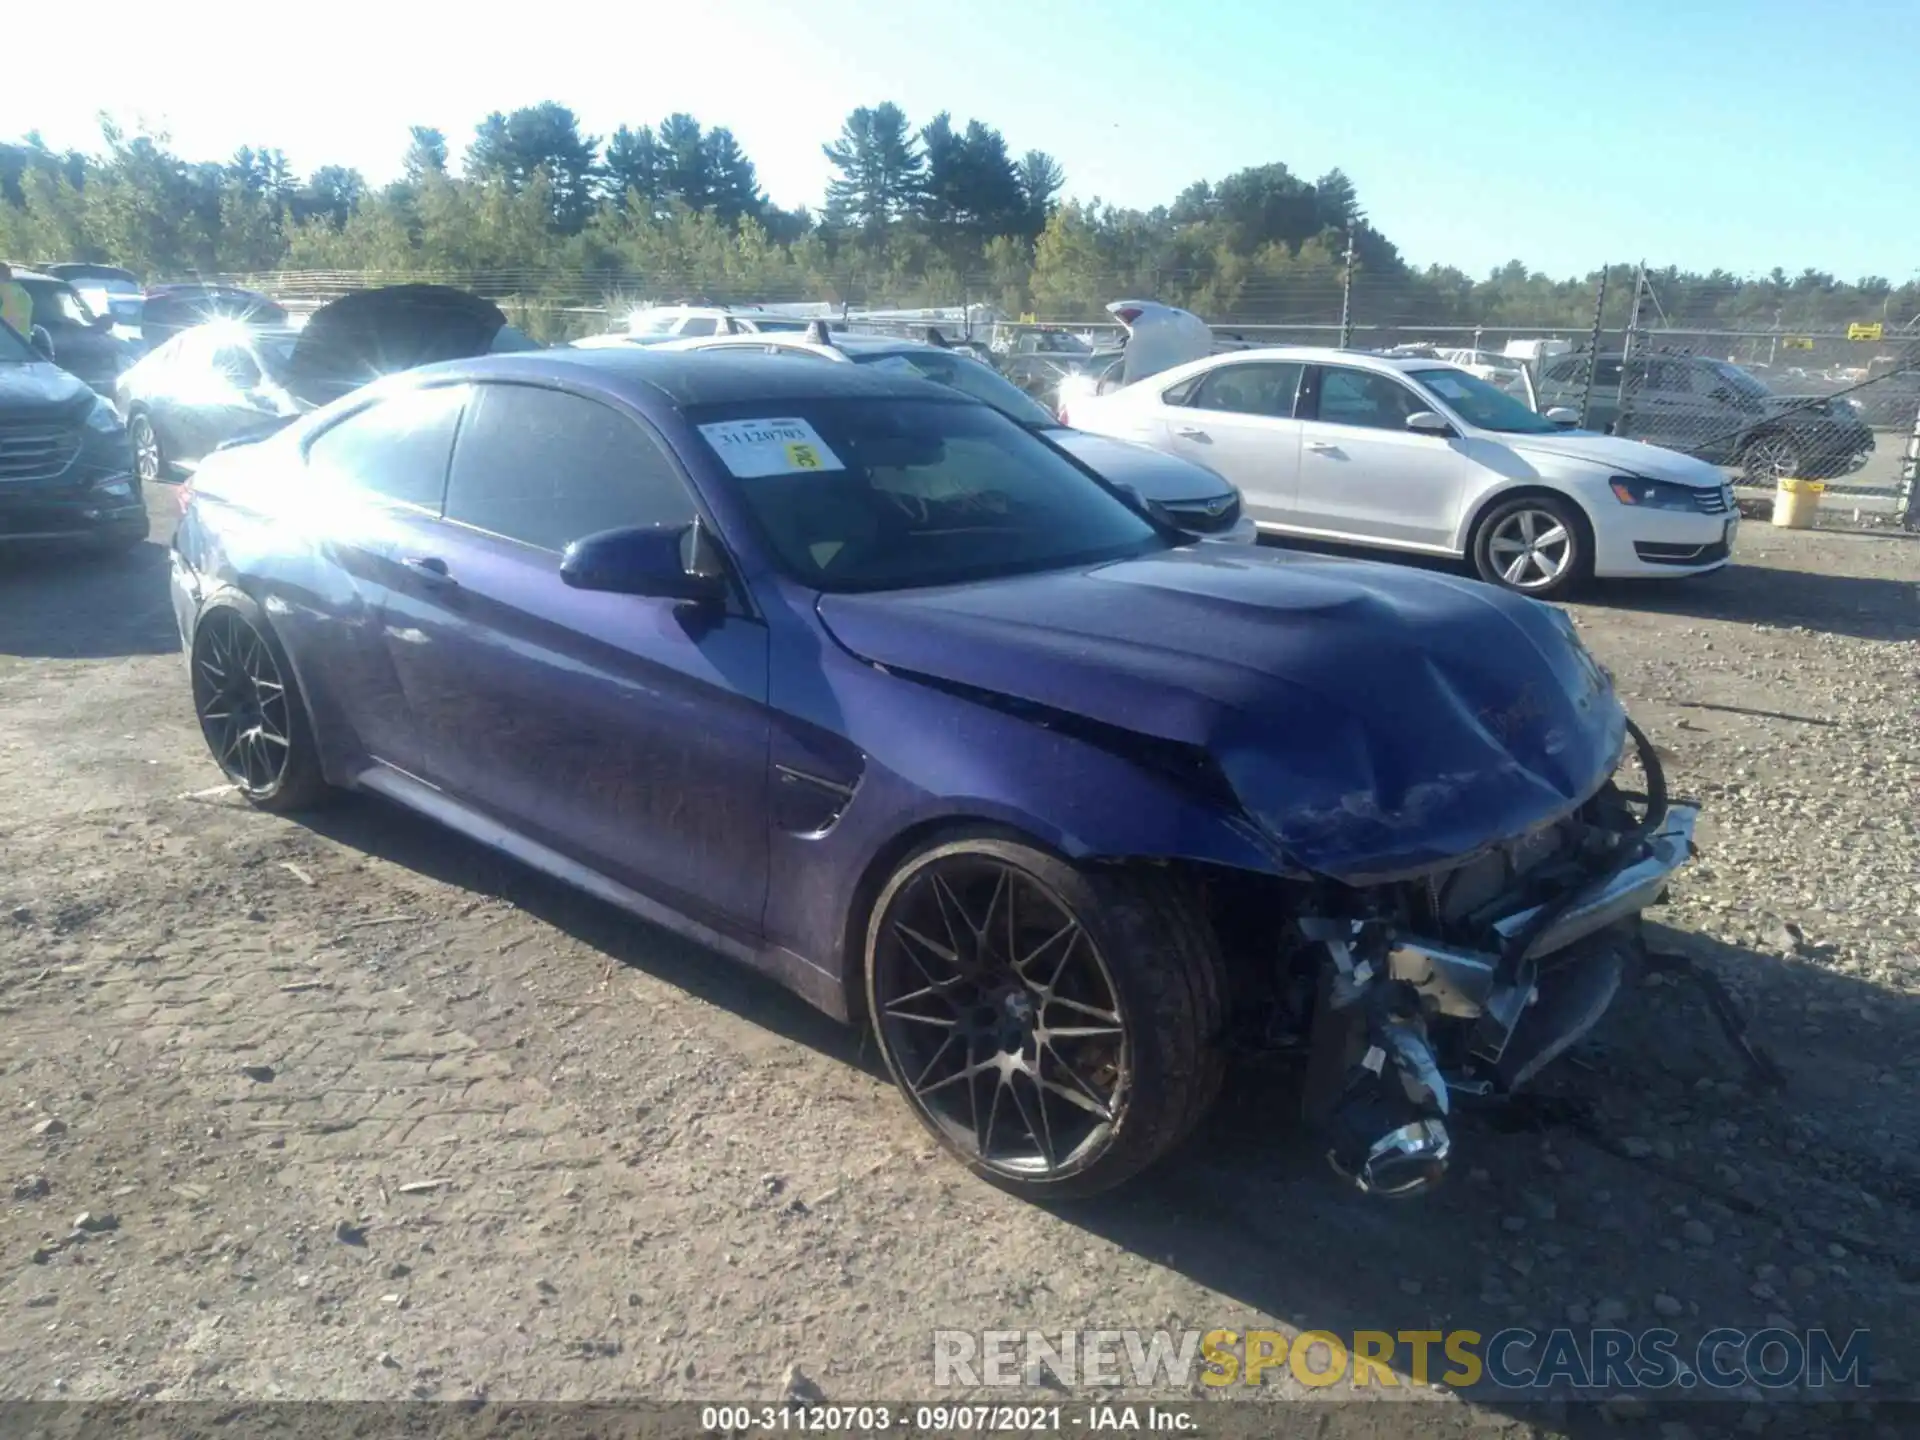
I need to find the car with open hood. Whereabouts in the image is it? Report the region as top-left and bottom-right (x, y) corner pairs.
(0, 315), (146, 554)
(650, 324), (1255, 543)
(138, 284), (290, 350)
(116, 285), (528, 481)
(1069, 342), (1740, 598)
(168, 346), (1702, 1202)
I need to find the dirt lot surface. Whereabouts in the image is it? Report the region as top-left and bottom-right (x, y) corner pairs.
(0, 492), (1915, 1438)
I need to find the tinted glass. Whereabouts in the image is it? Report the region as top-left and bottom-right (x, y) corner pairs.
(1408, 367), (1559, 434)
(1593, 359), (1624, 386)
(0, 321), (32, 363)
(1191, 362), (1304, 418)
(1315, 367), (1427, 430)
(445, 385), (696, 552)
(688, 398), (1163, 593)
(849, 348), (1058, 427)
(304, 384), (467, 511)
(677, 317), (719, 337)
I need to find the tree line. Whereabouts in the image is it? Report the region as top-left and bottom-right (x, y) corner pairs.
(3, 104), (1913, 342)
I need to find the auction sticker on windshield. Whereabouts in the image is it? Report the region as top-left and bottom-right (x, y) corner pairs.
(698, 418), (845, 478)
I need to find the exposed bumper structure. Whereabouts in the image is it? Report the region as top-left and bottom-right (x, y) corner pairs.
(1305, 792), (1701, 1199)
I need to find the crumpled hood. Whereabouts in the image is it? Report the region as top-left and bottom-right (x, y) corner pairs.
(818, 547), (1626, 881)
(0, 361), (97, 417)
(284, 285), (507, 405)
(1504, 430), (1726, 486)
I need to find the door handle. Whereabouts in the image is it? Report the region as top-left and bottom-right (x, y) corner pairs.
(1307, 440), (1341, 453)
(1174, 426), (1209, 440)
(402, 555), (454, 586)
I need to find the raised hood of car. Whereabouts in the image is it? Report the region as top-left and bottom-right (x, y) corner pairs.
(818, 548), (1626, 882)
(1505, 430), (1726, 486)
(283, 285), (507, 405)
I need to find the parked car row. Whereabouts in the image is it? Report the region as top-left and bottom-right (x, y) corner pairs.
(162, 332), (1705, 1204)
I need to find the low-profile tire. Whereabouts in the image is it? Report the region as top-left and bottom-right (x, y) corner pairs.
(1470, 493), (1591, 599)
(863, 835), (1227, 1201)
(1740, 429), (1802, 485)
(189, 598), (330, 812)
(128, 410), (172, 484)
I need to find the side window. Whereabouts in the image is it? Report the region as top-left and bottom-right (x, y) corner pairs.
(1648, 360), (1692, 393)
(1591, 358), (1624, 387)
(304, 384), (468, 511)
(1189, 362), (1304, 418)
(1314, 368), (1423, 430)
(444, 385), (698, 553)
(213, 345), (261, 388)
(1160, 373), (1203, 407)
(1545, 358), (1586, 384)
(676, 317), (719, 337)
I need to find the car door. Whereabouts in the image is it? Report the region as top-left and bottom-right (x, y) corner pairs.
(380, 381), (771, 937)
(293, 383), (472, 776)
(1293, 364), (1484, 550)
(1156, 361), (1306, 520)
(142, 330), (217, 464)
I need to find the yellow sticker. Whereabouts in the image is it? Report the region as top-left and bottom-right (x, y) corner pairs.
(786, 442), (821, 469)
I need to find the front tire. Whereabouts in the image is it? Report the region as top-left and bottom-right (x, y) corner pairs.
(1471, 494), (1591, 599)
(128, 410), (171, 485)
(864, 836), (1226, 1200)
(1740, 430), (1802, 485)
(190, 600), (329, 812)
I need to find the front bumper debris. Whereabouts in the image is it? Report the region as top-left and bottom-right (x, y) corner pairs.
(1301, 747), (1702, 1198)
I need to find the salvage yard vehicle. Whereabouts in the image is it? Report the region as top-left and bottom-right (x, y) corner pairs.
(0, 314), (146, 554)
(653, 327), (1256, 543)
(170, 347), (1701, 1201)
(118, 285), (528, 480)
(1068, 345), (1740, 599)
(1531, 350), (1875, 484)
(4, 266), (139, 394)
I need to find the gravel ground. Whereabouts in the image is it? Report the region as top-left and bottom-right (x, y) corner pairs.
(0, 492), (1914, 1438)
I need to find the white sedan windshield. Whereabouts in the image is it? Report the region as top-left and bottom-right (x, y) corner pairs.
(1410, 367), (1560, 434)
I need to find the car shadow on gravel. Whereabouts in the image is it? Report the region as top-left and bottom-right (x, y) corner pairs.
(1590, 563), (1919, 643)
(1047, 921), (1920, 1414)
(296, 793), (874, 1071)
(0, 538), (180, 659)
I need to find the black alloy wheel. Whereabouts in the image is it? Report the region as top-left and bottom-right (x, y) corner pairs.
(865, 837), (1225, 1199)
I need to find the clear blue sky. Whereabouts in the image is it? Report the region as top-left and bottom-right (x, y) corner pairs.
(6, 0), (1914, 281)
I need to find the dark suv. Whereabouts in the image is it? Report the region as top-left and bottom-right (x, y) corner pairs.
(0, 318), (146, 553)
(1534, 351), (1875, 482)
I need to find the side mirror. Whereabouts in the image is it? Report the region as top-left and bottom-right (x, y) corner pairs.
(1404, 410), (1454, 437)
(560, 520), (730, 604)
(29, 326), (55, 361)
(1543, 406), (1580, 428)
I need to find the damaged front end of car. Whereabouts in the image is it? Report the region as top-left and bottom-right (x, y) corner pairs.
(1276, 720), (1697, 1198)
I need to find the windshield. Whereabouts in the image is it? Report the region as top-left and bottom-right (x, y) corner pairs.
(1409, 366), (1560, 434)
(688, 397), (1164, 593)
(1708, 361), (1771, 399)
(850, 349), (1059, 428)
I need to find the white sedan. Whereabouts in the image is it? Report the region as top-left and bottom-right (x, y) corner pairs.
(1062, 346), (1738, 598)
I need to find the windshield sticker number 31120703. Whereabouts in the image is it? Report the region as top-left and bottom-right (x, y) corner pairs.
(697, 418), (847, 479)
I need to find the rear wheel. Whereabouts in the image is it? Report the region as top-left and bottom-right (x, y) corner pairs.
(1471, 494), (1590, 599)
(864, 836), (1226, 1200)
(190, 601), (328, 812)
